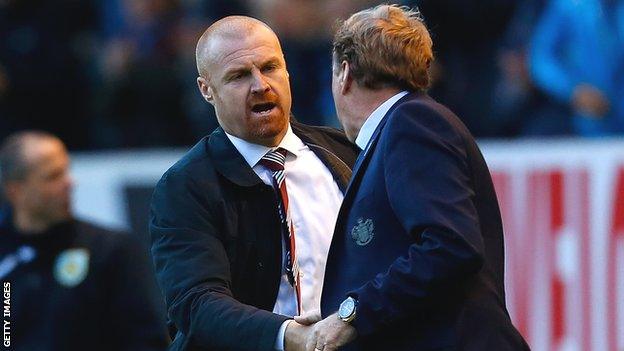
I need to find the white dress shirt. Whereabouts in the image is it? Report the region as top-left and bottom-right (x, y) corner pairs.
(225, 124), (344, 350)
(355, 91), (409, 151)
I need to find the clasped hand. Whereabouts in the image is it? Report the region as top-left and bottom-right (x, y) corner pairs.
(285, 310), (357, 351)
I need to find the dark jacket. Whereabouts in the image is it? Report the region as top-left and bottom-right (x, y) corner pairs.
(321, 93), (530, 351)
(149, 122), (358, 351)
(0, 211), (168, 351)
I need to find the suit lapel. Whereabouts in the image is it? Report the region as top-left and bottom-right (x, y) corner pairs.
(334, 119), (385, 231)
(334, 92), (417, 232)
(344, 127), (381, 195)
(207, 128), (264, 187)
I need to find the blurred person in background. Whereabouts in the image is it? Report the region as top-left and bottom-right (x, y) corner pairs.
(306, 5), (529, 350)
(413, 0), (517, 137)
(0, 0), (98, 149)
(529, 0), (624, 136)
(149, 16), (358, 351)
(0, 131), (169, 351)
(490, 0), (572, 136)
(93, 0), (193, 148)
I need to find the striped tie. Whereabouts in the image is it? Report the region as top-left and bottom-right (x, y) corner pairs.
(259, 148), (302, 314)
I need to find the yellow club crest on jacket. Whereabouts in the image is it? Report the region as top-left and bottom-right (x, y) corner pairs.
(54, 248), (90, 287)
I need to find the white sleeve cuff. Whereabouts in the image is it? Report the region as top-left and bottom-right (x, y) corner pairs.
(274, 319), (293, 350)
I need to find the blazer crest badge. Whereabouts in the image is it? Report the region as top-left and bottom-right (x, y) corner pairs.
(351, 218), (374, 246)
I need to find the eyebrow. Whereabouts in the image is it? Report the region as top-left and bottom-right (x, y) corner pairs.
(223, 67), (251, 81)
(222, 56), (283, 80)
(261, 57), (282, 67)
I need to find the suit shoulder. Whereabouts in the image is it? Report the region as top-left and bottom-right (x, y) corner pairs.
(151, 133), (223, 222)
(382, 95), (473, 165)
(292, 121), (348, 142)
(158, 136), (214, 185)
(388, 94), (472, 141)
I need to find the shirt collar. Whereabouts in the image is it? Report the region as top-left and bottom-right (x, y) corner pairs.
(354, 91), (409, 150)
(225, 124), (302, 168)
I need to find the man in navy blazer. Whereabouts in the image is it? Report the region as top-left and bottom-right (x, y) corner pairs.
(302, 5), (530, 351)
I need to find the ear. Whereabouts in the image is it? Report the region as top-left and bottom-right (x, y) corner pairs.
(339, 61), (352, 95)
(197, 77), (214, 105)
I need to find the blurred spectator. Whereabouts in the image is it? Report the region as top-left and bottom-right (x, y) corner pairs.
(0, 131), (169, 350)
(529, 0), (624, 136)
(491, 0), (572, 136)
(415, 0), (517, 137)
(0, 0), (99, 149)
(92, 0), (193, 148)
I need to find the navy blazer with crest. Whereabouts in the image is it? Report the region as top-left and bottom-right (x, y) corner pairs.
(321, 93), (530, 351)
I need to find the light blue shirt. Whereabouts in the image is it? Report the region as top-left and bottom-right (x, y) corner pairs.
(529, 0), (624, 135)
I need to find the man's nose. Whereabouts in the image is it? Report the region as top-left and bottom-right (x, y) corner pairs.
(250, 70), (270, 95)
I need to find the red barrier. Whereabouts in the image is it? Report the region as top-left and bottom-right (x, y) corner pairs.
(491, 165), (623, 351)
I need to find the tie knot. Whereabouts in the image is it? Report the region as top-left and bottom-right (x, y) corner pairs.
(260, 147), (287, 172)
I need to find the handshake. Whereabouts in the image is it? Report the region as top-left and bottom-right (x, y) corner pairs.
(284, 311), (357, 351)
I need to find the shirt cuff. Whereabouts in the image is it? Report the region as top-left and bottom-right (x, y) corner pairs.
(274, 319), (293, 350)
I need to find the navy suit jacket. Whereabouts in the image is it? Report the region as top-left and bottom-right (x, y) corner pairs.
(321, 93), (529, 351)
